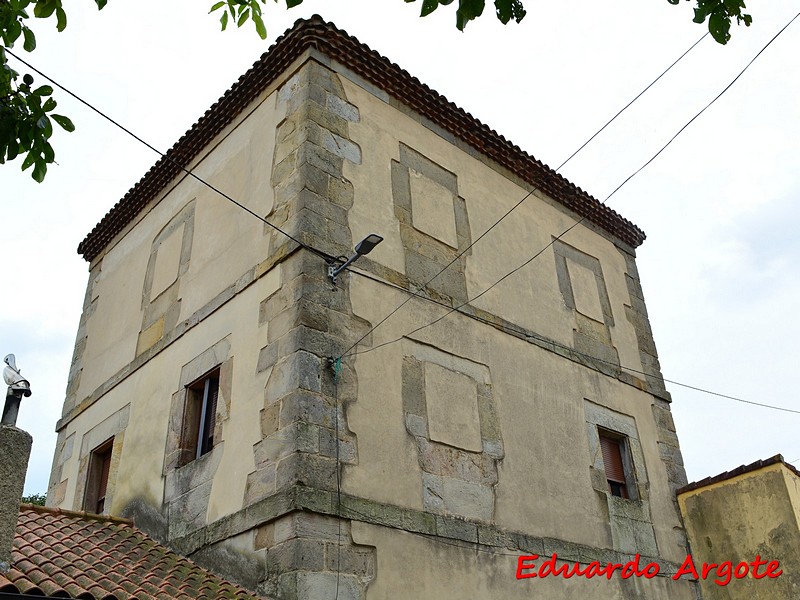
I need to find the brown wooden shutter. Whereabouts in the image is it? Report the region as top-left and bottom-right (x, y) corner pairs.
(600, 435), (626, 484)
(206, 377), (219, 449)
(96, 447), (112, 513)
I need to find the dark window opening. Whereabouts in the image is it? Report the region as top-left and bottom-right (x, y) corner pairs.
(599, 432), (629, 499)
(84, 438), (114, 514)
(182, 369), (220, 464)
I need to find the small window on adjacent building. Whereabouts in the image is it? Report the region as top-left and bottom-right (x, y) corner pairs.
(599, 431), (630, 499)
(182, 369), (220, 463)
(84, 438), (114, 514)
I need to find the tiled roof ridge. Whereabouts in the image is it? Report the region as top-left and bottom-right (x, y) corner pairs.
(5, 506), (267, 599)
(677, 454), (800, 495)
(77, 15), (646, 262)
(19, 503), (134, 526)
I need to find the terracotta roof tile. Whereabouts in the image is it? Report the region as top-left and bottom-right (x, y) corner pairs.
(77, 15), (645, 263)
(0, 505), (267, 599)
(677, 454), (800, 495)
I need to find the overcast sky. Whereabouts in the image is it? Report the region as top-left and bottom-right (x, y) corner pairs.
(2, 0), (799, 496)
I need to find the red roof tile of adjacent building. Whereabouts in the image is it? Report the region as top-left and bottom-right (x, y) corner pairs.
(676, 454), (800, 495)
(0, 505), (265, 599)
(77, 15), (646, 263)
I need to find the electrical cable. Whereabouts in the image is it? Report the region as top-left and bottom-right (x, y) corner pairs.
(334, 31), (709, 361)
(347, 267), (800, 415)
(332, 357), (343, 600)
(340, 11), (800, 371)
(4, 48), (335, 264)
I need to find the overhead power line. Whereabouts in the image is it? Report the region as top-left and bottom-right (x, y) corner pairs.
(334, 31), (709, 360)
(5, 48), (335, 264)
(348, 267), (800, 415)
(340, 10), (800, 365)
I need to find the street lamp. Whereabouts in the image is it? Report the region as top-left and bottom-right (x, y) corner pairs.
(328, 234), (384, 284)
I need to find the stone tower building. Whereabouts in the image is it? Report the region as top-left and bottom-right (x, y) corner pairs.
(48, 16), (695, 599)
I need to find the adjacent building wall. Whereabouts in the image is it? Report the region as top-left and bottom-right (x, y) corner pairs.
(678, 458), (800, 600)
(49, 36), (694, 599)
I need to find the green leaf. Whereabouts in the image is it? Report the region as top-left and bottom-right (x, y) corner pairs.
(32, 158), (47, 182)
(236, 7), (250, 27)
(95, 0), (108, 9)
(32, 84), (53, 96)
(220, 9), (229, 29)
(55, 6), (67, 31)
(252, 12), (267, 39)
(286, 0), (303, 7)
(33, 0), (57, 19)
(455, 0), (485, 30)
(22, 27), (36, 51)
(51, 114), (74, 132)
(209, 1), (226, 12)
(421, 0), (439, 17)
(494, 0), (524, 23)
(708, 9), (731, 43)
(7, 19), (22, 44)
(693, 6), (708, 24)
(21, 150), (36, 171)
(42, 97), (56, 111)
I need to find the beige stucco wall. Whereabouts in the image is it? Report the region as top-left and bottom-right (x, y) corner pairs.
(352, 522), (695, 599)
(678, 463), (800, 599)
(342, 73), (684, 561)
(76, 87), (283, 400)
(55, 83), (287, 518)
(342, 77), (644, 382)
(57, 265), (280, 518)
(346, 276), (684, 561)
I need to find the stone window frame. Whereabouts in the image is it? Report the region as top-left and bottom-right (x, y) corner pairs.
(83, 437), (114, 514)
(391, 143), (472, 303)
(182, 367), (222, 465)
(73, 404), (129, 513)
(584, 400), (646, 502)
(137, 200), (195, 356)
(164, 337), (232, 474)
(584, 399), (659, 554)
(401, 340), (503, 523)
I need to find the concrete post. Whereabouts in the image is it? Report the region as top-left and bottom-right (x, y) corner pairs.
(0, 425), (32, 573)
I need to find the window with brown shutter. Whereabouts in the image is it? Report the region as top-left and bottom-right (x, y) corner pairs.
(84, 438), (114, 514)
(182, 369), (220, 463)
(599, 432), (629, 499)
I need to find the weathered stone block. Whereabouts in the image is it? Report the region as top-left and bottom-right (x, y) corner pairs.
(276, 452), (337, 491)
(296, 572), (361, 600)
(265, 351), (323, 405)
(279, 390), (335, 428)
(326, 93), (359, 122)
(168, 480), (212, 539)
(243, 465), (277, 506)
(325, 543), (375, 578)
(266, 538), (326, 574)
